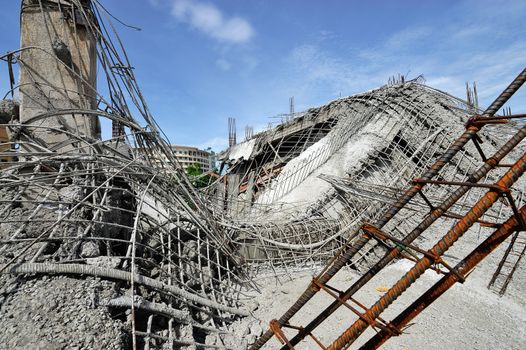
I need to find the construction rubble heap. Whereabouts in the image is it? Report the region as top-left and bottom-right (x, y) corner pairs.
(0, 1), (525, 349)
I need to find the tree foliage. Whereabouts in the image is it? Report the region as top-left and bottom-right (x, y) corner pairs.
(186, 163), (216, 188)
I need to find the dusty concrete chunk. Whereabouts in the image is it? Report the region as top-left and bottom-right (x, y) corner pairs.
(0, 100), (19, 123)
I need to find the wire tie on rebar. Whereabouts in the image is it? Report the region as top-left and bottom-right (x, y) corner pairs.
(465, 115), (482, 129)
(385, 322), (403, 336)
(492, 184), (509, 194)
(411, 178), (426, 189)
(269, 319), (295, 349)
(465, 115), (509, 128)
(428, 253), (466, 283)
(310, 277), (322, 292)
(362, 224), (386, 241)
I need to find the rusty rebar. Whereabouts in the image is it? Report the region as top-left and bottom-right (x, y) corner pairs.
(359, 204), (526, 350)
(328, 153), (526, 349)
(253, 67), (526, 350)
(280, 122), (526, 349)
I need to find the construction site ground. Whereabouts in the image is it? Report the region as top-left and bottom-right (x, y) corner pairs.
(241, 235), (526, 350)
(1, 2), (525, 349)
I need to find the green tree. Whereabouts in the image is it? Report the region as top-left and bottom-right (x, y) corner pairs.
(186, 163), (211, 188)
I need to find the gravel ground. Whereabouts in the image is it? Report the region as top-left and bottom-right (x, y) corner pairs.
(0, 275), (128, 350)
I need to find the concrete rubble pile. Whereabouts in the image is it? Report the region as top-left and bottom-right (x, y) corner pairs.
(237, 67), (526, 349)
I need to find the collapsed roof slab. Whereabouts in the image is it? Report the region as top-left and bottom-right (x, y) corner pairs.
(213, 80), (523, 272)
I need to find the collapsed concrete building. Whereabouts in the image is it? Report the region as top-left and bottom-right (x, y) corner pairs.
(214, 81), (525, 273)
(223, 79), (526, 348)
(0, 1), (525, 349)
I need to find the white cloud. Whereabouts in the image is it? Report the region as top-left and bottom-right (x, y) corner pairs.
(171, 0), (254, 44)
(282, 2), (526, 113)
(285, 44), (386, 101)
(148, 0), (162, 7)
(385, 26), (432, 50)
(216, 58), (231, 71)
(425, 76), (465, 98)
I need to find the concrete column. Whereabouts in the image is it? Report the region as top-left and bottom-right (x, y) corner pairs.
(19, 0), (100, 155)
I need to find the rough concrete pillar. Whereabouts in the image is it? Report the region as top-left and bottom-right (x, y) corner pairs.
(19, 0), (100, 155)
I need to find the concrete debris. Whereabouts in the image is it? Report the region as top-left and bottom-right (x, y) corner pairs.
(0, 100), (19, 123)
(244, 71), (526, 349)
(0, 0), (525, 349)
(0, 276), (127, 349)
(0, 0), (250, 348)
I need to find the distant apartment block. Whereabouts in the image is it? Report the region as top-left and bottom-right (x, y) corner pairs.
(170, 145), (217, 172)
(170, 145), (216, 172)
(136, 144), (217, 172)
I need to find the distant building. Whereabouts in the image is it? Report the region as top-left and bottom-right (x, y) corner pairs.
(137, 144), (217, 172)
(171, 145), (216, 172)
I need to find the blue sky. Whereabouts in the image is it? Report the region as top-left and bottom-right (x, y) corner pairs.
(1, 0), (525, 151)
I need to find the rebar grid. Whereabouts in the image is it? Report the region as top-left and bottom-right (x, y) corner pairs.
(215, 78), (522, 275)
(1, 2), (525, 349)
(0, 1), (250, 348)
